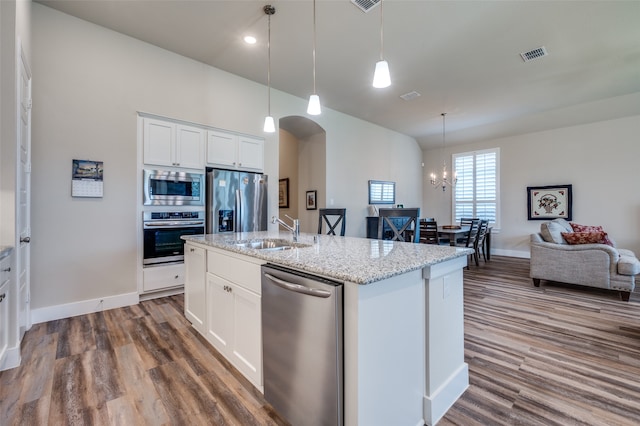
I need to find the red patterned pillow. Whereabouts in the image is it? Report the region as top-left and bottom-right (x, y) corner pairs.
(569, 223), (614, 246)
(561, 231), (609, 245)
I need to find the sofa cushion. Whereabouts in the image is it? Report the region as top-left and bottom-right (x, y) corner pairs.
(618, 255), (640, 276)
(561, 231), (609, 245)
(541, 219), (572, 244)
(570, 222), (614, 246)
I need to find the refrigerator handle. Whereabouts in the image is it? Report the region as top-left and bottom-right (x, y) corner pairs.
(235, 189), (242, 232)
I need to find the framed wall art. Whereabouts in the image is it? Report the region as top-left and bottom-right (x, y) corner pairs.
(279, 178), (289, 208)
(527, 184), (572, 220)
(306, 190), (317, 210)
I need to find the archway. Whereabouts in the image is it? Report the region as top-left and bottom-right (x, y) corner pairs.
(278, 116), (326, 233)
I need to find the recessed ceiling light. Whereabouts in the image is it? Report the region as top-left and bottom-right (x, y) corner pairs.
(244, 36), (257, 45)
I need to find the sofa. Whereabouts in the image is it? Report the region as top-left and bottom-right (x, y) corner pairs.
(530, 218), (640, 301)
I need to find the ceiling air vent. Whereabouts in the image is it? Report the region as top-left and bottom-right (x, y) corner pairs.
(520, 46), (548, 62)
(400, 91), (421, 101)
(351, 0), (380, 13)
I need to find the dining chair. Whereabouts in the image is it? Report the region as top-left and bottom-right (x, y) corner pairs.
(317, 208), (347, 236)
(377, 208), (420, 243)
(457, 217), (480, 244)
(472, 220), (490, 265)
(458, 218), (480, 247)
(419, 220), (440, 245)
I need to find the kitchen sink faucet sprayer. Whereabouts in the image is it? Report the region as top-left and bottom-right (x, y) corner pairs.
(271, 215), (300, 242)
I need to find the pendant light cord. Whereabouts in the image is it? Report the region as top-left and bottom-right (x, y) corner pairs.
(442, 112), (447, 168)
(312, 0), (317, 95)
(267, 10), (271, 115)
(379, 0), (384, 61)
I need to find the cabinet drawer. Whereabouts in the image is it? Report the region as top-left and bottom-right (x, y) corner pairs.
(143, 264), (185, 292)
(207, 251), (262, 294)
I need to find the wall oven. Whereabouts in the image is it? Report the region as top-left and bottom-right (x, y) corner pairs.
(143, 169), (204, 206)
(143, 211), (205, 266)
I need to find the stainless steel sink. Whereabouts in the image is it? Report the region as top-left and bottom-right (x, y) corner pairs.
(232, 239), (310, 251)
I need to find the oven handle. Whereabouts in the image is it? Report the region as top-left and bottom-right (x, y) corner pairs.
(144, 220), (204, 228)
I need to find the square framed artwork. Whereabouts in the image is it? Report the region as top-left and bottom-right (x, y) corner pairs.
(306, 190), (317, 210)
(527, 184), (572, 220)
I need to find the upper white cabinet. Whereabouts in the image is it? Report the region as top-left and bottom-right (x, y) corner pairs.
(207, 130), (264, 172)
(143, 117), (205, 170)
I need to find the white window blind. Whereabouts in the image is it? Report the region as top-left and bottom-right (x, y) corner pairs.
(453, 148), (499, 226)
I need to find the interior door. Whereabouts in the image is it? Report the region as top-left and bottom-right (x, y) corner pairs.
(17, 46), (32, 338)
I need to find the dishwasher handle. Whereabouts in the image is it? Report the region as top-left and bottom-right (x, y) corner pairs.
(263, 273), (332, 298)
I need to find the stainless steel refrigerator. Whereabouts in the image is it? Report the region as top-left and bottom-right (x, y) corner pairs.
(206, 168), (268, 234)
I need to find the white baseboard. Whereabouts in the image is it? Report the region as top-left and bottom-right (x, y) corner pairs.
(31, 292), (140, 324)
(423, 363), (469, 426)
(492, 248), (530, 259)
(1, 345), (22, 371)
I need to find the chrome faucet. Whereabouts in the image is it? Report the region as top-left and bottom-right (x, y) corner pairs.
(272, 215), (300, 242)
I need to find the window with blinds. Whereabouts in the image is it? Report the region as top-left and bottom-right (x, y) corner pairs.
(452, 148), (499, 226)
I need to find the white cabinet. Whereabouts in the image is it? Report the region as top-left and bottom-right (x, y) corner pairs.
(207, 130), (264, 171)
(204, 248), (264, 389)
(143, 118), (205, 169)
(0, 254), (11, 366)
(184, 244), (206, 333)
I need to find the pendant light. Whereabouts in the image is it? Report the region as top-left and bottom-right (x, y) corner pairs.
(307, 0), (321, 115)
(372, 0), (391, 88)
(430, 113), (457, 191)
(263, 5), (276, 133)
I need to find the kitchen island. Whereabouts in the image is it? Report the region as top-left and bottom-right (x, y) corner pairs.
(182, 231), (472, 426)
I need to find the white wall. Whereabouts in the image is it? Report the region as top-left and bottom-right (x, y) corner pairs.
(31, 4), (423, 312)
(298, 131), (327, 234)
(423, 110), (640, 257)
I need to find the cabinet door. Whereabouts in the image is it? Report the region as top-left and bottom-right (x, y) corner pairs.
(207, 130), (238, 168)
(176, 125), (205, 169)
(143, 118), (175, 167)
(0, 280), (8, 363)
(184, 245), (206, 332)
(231, 283), (262, 386)
(206, 273), (233, 355)
(238, 136), (264, 171)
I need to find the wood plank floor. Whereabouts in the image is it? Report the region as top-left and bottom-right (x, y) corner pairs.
(1, 256), (639, 425)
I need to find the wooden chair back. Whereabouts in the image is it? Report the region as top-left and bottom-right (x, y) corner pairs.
(377, 208), (420, 243)
(419, 220), (440, 245)
(317, 208), (346, 236)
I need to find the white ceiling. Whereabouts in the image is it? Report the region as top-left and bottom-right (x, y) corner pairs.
(36, 0), (640, 149)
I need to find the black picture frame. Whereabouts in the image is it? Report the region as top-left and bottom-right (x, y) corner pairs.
(527, 184), (572, 220)
(306, 190), (317, 210)
(279, 178), (289, 208)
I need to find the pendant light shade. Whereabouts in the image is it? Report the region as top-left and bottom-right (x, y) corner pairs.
(307, 0), (322, 115)
(373, 60), (391, 88)
(263, 5), (276, 133)
(372, 0), (391, 88)
(307, 94), (321, 115)
(263, 115), (275, 133)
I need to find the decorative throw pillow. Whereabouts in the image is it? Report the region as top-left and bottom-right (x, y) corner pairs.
(541, 221), (570, 244)
(569, 223), (614, 246)
(561, 231), (609, 245)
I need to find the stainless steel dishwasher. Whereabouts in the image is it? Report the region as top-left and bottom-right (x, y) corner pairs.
(261, 264), (343, 426)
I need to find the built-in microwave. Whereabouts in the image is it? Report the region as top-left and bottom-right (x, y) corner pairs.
(143, 169), (204, 206)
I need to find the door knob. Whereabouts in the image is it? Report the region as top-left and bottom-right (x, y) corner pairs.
(20, 236), (31, 243)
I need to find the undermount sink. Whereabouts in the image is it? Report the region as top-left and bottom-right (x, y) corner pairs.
(232, 239), (310, 251)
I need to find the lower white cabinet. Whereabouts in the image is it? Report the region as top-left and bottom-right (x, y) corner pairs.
(184, 243), (264, 390)
(0, 255), (11, 365)
(184, 245), (206, 333)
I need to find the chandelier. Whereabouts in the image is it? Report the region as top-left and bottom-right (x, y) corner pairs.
(430, 113), (457, 192)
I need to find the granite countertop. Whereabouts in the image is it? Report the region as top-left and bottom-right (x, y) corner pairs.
(0, 246), (13, 261)
(182, 231), (473, 285)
